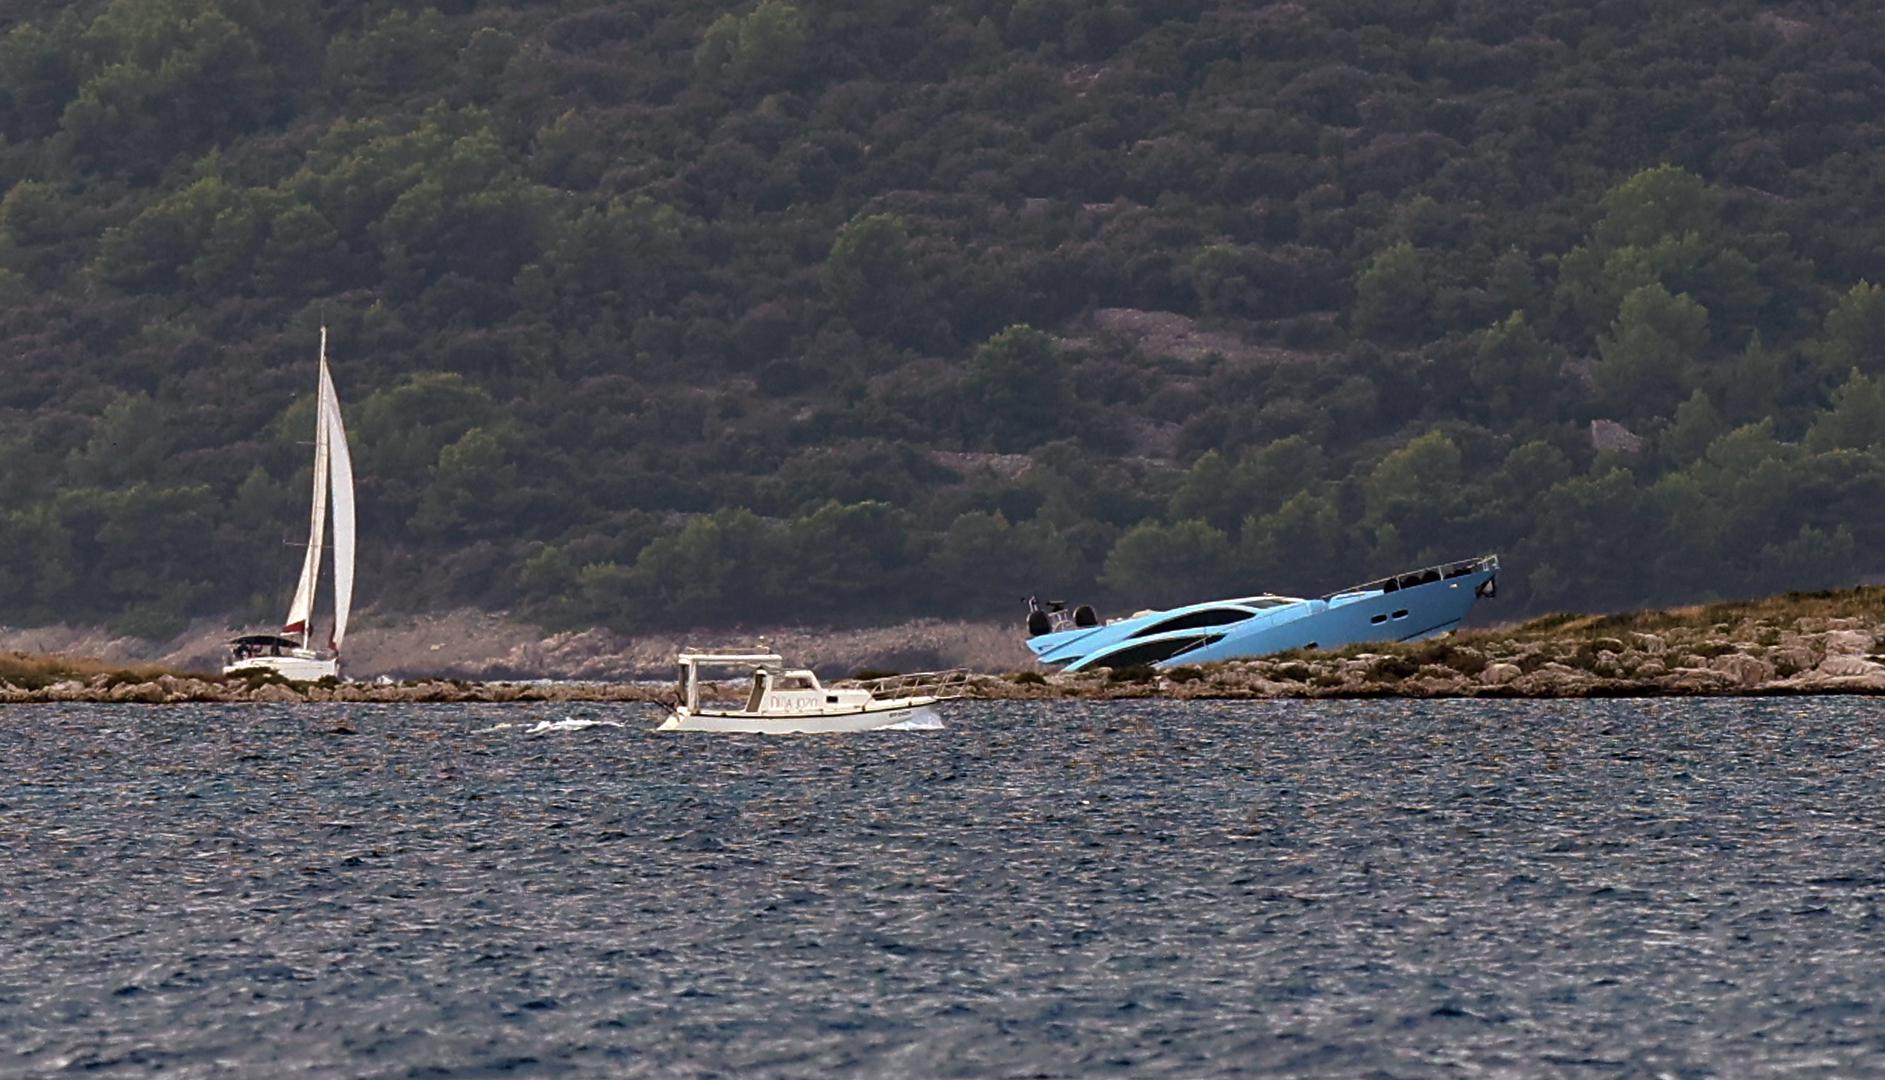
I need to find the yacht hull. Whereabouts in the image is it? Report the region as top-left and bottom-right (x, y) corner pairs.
(1033, 559), (1497, 672)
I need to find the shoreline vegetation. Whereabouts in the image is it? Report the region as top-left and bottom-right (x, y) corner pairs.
(4, 587), (1883, 705)
(7, 5), (1885, 642)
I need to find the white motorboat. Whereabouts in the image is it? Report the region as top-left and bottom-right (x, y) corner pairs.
(224, 327), (356, 682)
(658, 650), (966, 734)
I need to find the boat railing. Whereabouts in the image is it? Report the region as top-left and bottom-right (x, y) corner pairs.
(852, 668), (972, 700)
(1323, 553), (1499, 600)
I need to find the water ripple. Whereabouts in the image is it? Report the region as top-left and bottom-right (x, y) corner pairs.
(2, 698), (1883, 1076)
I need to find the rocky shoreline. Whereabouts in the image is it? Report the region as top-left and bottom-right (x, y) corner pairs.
(5, 589), (1884, 705)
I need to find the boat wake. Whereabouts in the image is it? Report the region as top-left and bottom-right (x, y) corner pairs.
(479, 717), (628, 735)
(526, 717), (626, 735)
(882, 712), (944, 731)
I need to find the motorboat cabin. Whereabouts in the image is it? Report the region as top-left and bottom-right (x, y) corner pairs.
(659, 650), (964, 734)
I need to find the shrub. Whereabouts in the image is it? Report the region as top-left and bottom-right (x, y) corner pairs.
(1370, 655), (1420, 679)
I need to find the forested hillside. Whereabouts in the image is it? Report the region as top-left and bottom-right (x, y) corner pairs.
(3, 0), (1885, 638)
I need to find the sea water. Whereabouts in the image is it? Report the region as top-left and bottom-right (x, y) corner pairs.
(2, 698), (1883, 1077)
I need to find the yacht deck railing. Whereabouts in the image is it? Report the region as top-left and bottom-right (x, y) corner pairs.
(1324, 553), (1499, 600)
(852, 669), (972, 700)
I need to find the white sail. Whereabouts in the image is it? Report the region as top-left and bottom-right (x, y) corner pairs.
(282, 328), (332, 644)
(323, 358), (355, 654)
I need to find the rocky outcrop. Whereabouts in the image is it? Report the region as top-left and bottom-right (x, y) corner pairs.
(0, 611), (1035, 681)
(6, 593), (1885, 703)
(965, 605), (1885, 701)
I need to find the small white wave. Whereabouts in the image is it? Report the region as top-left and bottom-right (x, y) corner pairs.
(882, 714), (945, 731)
(524, 717), (626, 736)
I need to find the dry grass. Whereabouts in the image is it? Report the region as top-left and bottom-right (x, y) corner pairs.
(0, 651), (181, 691)
(1504, 585), (1885, 641)
(1269, 585), (1885, 665)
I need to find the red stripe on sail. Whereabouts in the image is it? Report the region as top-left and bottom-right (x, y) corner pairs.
(282, 621), (306, 634)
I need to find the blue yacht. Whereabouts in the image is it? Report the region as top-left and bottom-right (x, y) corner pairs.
(1025, 554), (1499, 672)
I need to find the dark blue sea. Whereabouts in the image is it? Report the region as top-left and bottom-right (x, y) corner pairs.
(3, 699), (1884, 1077)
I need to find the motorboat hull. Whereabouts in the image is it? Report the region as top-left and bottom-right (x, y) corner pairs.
(1031, 558), (1498, 672)
(658, 701), (942, 734)
(223, 654), (338, 682)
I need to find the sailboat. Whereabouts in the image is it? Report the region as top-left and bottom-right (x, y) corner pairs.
(224, 327), (356, 682)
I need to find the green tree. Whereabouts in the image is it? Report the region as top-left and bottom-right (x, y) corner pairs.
(929, 510), (1080, 600)
(822, 213), (915, 334)
(695, 0), (810, 89)
(255, 200), (349, 296)
(67, 394), (174, 486)
(331, 7), (453, 100)
(1551, 166), (1765, 344)
(92, 175), (253, 290)
(1188, 244), (1254, 318)
(411, 426), (523, 541)
(350, 372), (500, 528)
(1240, 490), (1349, 589)
(965, 324), (1069, 451)
(783, 501), (915, 603)
(1593, 164), (1718, 249)
(1817, 280), (1885, 377)
(1100, 519), (1237, 603)
(542, 196), (691, 315)
(0, 13), (86, 141)
(59, 0), (320, 176)
(1661, 389), (1726, 465)
(81, 484), (219, 634)
(1758, 524), (1859, 594)
(1712, 333), (1787, 424)
(1594, 283), (1709, 419)
(1165, 450), (1233, 528)
(458, 26), (516, 104)
(1168, 436), (1324, 532)
(1469, 311), (1561, 417)
(0, 506), (75, 616)
(1485, 247), (1539, 318)
(1522, 468), (1651, 611)
(1353, 241), (1430, 341)
(1806, 370), (1885, 452)
(619, 508), (786, 622)
(1641, 470), (1726, 597)
(1495, 441), (1573, 501)
(1361, 431), (1464, 554)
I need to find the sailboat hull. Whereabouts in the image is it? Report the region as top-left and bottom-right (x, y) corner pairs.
(223, 654), (337, 682)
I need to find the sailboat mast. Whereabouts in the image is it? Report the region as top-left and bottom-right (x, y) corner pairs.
(283, 328), (333, 650)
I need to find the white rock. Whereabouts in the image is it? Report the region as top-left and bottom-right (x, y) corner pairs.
(1816, 654), (1882, 678)
(1707, 653), (1775, 687)
(1822, 629), (1874, 656)
(1479, 662), (1522, 687)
